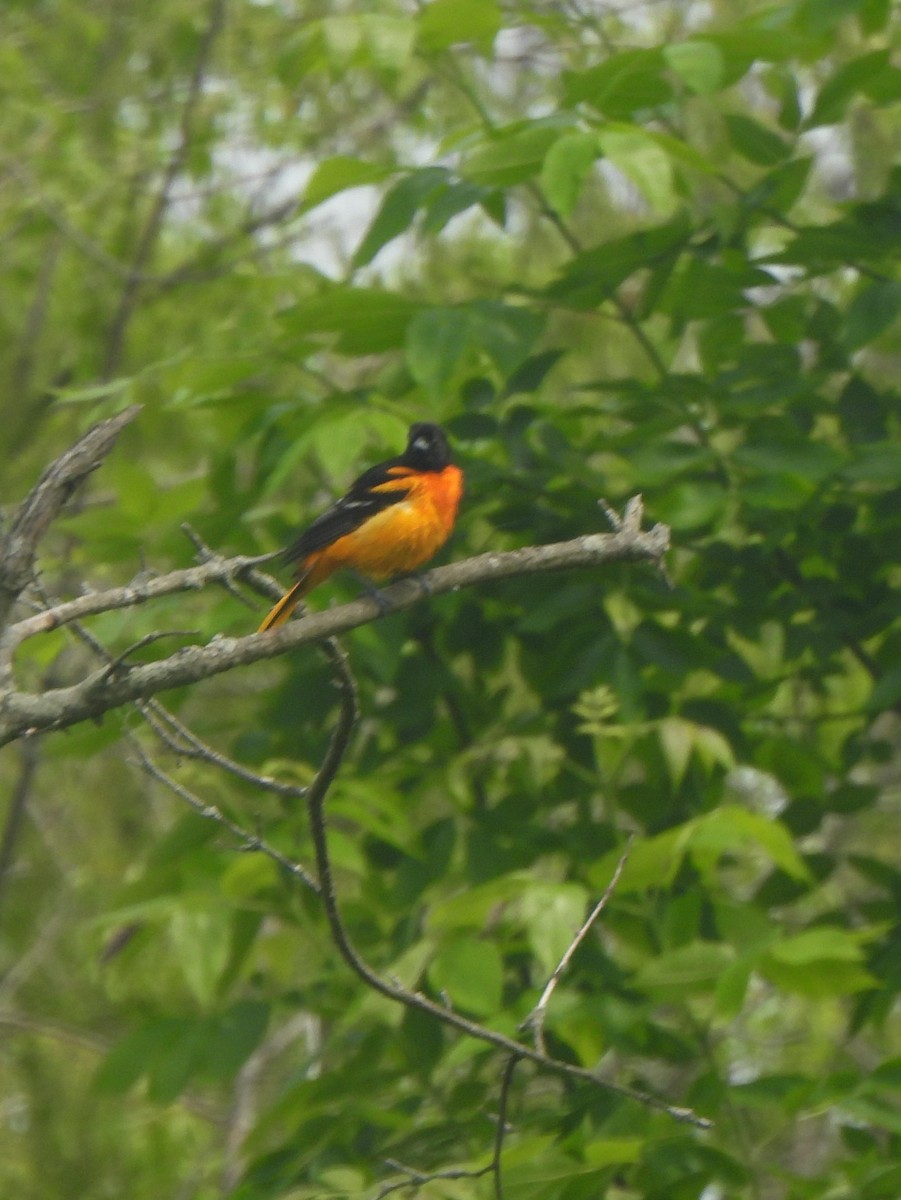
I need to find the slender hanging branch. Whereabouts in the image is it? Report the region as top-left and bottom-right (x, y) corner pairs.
(303, 643), (709, 1130)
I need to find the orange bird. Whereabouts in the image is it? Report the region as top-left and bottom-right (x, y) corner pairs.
(258, 422), (463, 632)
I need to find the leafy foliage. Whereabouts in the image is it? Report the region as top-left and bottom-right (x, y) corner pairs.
(2, 0), (901, 1197)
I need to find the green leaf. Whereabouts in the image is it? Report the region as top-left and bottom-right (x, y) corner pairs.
(420, 179), (489, 233)
(767, 927), (868, 967)
(96, 1018), (214, 1104)
(517, 883), (590, 975)
(653, 481), (728, 531)
(657, 716), (734, 785)
(405, 307), (469, 395)
(428, 936), (503, 1016)
(95, 1021), (176, 1095)
(564, 48), (672, 117)
(503, 1143), (615, 1199)
(540, 130), (599, 217)
(762, 953), (877, 997)
(280, 286), (418, 353)
(361, 14), (416, 71)
(201, 1002), (269, 1081)
(546, 212), (690, 308)
(426, 873), (530, 933)
(417, 0), (501, 52)
(634, 940), (734, 996)
(705, 29), (804, 78)
(146, 1021), (213, 1103)
(473, 300), (545, 374)
(715, 959), (753, 1018)
(658, 716), (695, 786)
(725, 114), (790, 166)
(792, 0), (871, 35)
(839, 1098), (901, 1138)
(810, 50), (889, 125)
(301, 156), (390, 211)
(843, 280), (901, 350)
(690, 806), (810, 882)
(662, 257), (773, 321)
(406, 301), (544, 397)
(584, 1138), (644, 1168)
(859, 0), (891, 31)
(734, 438), (846, 486)
(596, 827), (687, 893)
(505, 349), (564, 396)
(463, 121), (569, 188)
(867, 667), (901, 714)
(664, 40), (725, 94)
(320, 16), (364, 66)
(598, 125), (677, 214)
(169, 906), (232, 1007)
(844, 443), (901, 486)
(352, 167), (448, 267)
(645, 128), (718, 175)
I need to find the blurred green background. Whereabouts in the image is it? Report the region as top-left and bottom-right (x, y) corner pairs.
(2, 0), (901, 1196)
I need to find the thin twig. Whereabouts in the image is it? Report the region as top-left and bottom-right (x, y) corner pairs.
(133, 744), (319, 895)
(369, 1051), (518, 1198)
(0, 738), (40, 916)
(523, 839), (632, 1055)
(100, 630), (201, 679)
(375, 1161), (492, 1199)
(181, 522), (269, 610)
(138, 702), (308, 800)
(28, 586), (319, 879)
(493, 1055), (519, 1200)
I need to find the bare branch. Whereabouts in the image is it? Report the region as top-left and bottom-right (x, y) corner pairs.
(133, 744), (320, 895)
(0, 404), (142, 631)
(139, 701), (308, 801)
(26, 584), (318, 884)
(0, 508), (670, 748)
(0, 547), (274, 665)
(375, 1160), (492, 1199)
(99, 630), (201, 679)
(370, 1051), (515, 1200)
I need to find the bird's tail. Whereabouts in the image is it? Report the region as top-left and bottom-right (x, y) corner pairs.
(258, 577), (311, 632)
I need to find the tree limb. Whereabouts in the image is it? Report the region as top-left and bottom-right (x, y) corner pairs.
(0, 502), (669, 748)
(0, 404), (142, 632)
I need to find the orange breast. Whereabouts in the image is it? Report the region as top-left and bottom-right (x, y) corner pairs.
(307, 465), (463, 583)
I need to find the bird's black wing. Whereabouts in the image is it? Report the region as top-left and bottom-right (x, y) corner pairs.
(283, 456), (412, 564)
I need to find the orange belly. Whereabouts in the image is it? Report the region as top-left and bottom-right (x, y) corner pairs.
(304, 464), (462, 586)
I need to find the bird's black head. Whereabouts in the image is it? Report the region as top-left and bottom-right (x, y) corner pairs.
(404, 422), (452, 471)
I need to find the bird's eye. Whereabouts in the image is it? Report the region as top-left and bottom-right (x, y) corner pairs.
(412, 436), (430, 452)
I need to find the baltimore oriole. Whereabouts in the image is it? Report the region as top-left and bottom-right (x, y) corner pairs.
(258, 422), (463, 632)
